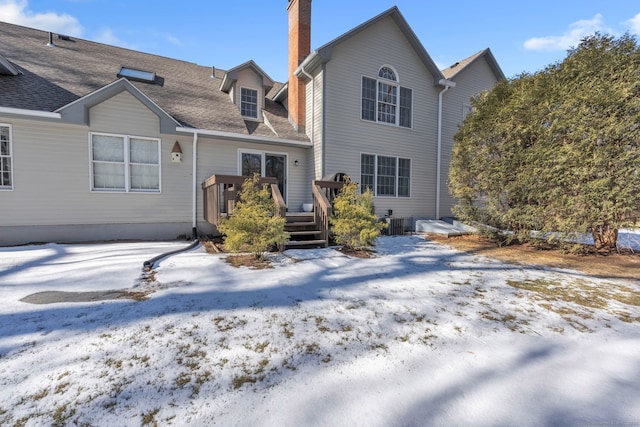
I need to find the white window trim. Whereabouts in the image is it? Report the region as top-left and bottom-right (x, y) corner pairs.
(0, 123), (13, 191)
(239, 86), (259, 120)
(360, 152), (411, 198)
(360, 74), (413, 129)
(89, 132), (162, 194)
(237, 148), (288, 201)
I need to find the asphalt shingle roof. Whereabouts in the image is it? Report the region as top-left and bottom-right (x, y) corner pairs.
(0, 22), (309, 142)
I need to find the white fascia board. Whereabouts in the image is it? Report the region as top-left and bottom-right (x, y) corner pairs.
(0, 106), (61, 119)
(176, 127), (312, 148)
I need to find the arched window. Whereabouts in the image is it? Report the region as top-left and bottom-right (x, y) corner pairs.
(361, 65), (412, 127)
(378, 66), (397, 81)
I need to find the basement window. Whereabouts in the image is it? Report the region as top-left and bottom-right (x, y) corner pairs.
(117, 67), (156, 84)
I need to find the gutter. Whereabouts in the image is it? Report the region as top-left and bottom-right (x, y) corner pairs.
(176, 127), (312, 148)
(0, 106), (61, 119)
(436, 78), (456, 220)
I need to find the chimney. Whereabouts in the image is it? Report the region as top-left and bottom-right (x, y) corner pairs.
(287, 0), (311, 133)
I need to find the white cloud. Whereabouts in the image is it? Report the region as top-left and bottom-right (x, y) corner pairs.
(166, 35), (183, 47)
(0, 0), (83, 36)
(524, 13), (612, 51)
(625, 13), (640, 35)
(93, 27), (137, 50)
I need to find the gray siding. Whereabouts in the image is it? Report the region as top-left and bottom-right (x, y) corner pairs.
(0, 92), (197, 244)
(0, 89), (313, 245)
(195, 136), (311, 217)
(305, 66), (324, 181)
(440, 57), (500, 217)
(234, 69), (265, 121)
(320, 16), (440, 218)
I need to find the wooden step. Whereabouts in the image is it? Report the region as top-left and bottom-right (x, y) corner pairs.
(288, 230), (323, 236)
(285, 239), (327, 248)
(286, 213), (314, 222)
(285, 221), (318, 228)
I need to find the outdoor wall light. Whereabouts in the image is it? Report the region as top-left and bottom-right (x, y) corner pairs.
(294, 159), (299, 166)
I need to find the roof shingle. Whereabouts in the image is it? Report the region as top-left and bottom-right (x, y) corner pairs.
(0, 22), (309, 142)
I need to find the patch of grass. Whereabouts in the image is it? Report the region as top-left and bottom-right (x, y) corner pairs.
(507, 278), (639, 324)
(213, 316), (247, 332)
(141, 408), (160, 426)
(281, 322), (294, 339)
(427, 233), (640, 281)
(131, 354), (151, 367)
(105, 358), (123, 369)
(507, 279), (608, 309)
(225, 254), (273, 270)
(232, 375), (257, 389)
(52, 403), (75, 426)
(314, 316), (331, 333)
(54, 382), (70, 394)
(32, 388), (49, 400)
(175, 372), (191, 388)
(305, 343), (320, 355)
(255, 358), (269, 374)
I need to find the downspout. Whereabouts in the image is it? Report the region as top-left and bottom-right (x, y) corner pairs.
(298, 64), (315, 185)
(321, 63), (327, 177)
(191, 131), (199, 239)
(298, 64), (314, 143)
(436, 78), (456, 220)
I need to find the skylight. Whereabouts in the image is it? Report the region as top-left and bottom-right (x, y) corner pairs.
(117, 67), (156, 83)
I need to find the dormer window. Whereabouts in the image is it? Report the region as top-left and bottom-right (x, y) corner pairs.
(241, 87), (258, 119)
(362, 65), (412, 128)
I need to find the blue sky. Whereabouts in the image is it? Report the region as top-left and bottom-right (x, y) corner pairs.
(2, 0), (640, 82)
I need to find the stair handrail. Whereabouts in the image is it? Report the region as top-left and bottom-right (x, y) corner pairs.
(271, 183), (287, 218)
(202, 174), (280, 226)
(312, 180), (345, 246)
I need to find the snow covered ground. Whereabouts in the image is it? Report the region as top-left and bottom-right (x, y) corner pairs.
(0, 235), (638, 426)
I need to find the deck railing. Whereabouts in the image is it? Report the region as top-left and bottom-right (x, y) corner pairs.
(311, 180), (345, 246)
(202, 175), (283, 226)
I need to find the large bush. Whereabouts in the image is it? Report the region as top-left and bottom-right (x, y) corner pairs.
(450, 33), (640, 251)
(217, 175), (289, 259)
(329, 178), (385, 250)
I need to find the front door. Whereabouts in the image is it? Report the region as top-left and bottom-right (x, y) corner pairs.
(265, 154), (286, 201)
(240, 151), (287, 202)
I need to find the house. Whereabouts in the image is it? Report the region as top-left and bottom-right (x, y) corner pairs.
(0, 1), (505, 247)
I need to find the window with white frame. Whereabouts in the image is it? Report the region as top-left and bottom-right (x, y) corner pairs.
(240, 87), (258, 119)
(360, 153), (411, 197)
(90, 133), (160, 192)
(0, 125), (12, 190)
(361, 66), (412, 128)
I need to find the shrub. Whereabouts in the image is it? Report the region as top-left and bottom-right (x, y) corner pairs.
(218, 175), (289, 260)
(329, 178), (385, 250)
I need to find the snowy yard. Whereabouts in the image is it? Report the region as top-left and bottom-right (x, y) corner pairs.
(0, 236), (638, 426)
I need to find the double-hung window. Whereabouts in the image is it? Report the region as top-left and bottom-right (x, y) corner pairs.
(0, 124), (12, 190)
(240, 87), (258, 119)
(361, 66), (412, 128)
(90, 133), (160, 192)
(361, 153), (411, 197)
